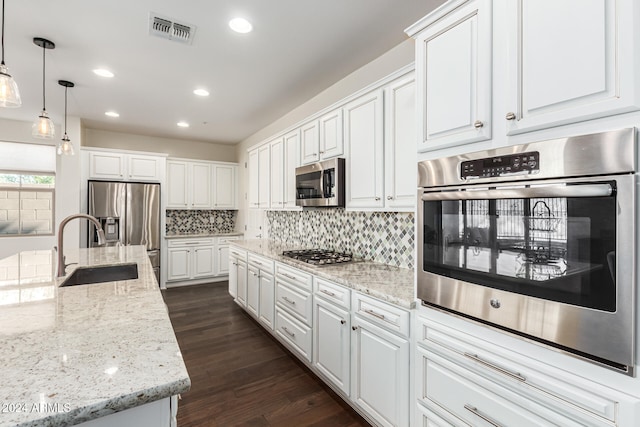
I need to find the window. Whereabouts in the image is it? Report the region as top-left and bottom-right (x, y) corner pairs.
(0, 172), (55, 236)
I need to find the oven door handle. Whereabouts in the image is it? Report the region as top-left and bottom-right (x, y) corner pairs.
(421, 183), (613, 201)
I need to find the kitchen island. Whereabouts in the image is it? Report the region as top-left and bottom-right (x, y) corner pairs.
(0, 245), (190, 427)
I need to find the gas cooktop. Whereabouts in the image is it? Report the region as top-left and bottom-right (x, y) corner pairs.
(282, 249), (353, 266)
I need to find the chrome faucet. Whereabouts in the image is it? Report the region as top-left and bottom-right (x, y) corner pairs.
(57, 214), (106, 277)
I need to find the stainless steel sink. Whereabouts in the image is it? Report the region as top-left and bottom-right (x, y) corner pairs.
(60, 263), (138, 287)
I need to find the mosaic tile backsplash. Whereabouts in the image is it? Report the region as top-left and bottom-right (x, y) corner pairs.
(266, 209), (415, 269)
(166, 210), (237, 234)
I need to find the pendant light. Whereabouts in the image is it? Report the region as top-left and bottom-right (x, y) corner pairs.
(57, 80), (74, 156)
(32, 37), (55, 139)
(0, 0), (21, 107)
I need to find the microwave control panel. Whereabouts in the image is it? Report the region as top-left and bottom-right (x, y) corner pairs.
(461, 151), (540, 179)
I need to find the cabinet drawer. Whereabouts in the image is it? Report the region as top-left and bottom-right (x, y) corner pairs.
(275, 309), (312, 363)
(419, 348), (589, 427)
(167, 238), (214, 247)
(417, 315), (619, 425)
(276, 282), (312, 326)
(248, 253), (274, 274)
(314, 277), (350, 309)
(229, 246), (247, 260)
(275, 262), (312, 292)
(352, 293), (409, 337)
(218, 235), (240, 244)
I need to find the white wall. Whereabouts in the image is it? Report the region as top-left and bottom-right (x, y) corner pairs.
(0, 116), (82, 260)
(83, 128), (237, 162)
(234, 39), (415, 234)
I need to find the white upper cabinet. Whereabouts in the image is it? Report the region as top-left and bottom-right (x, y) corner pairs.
(300, 120), (320, 165)
(257, 144), (271, 208)
(505, 0), (640, 134)
(212, 164), (237, 209)
(319, 108), (344, 160)
(248, 148), (260, 208)
(88, 150), (164, 182)
(167, 159), (238, 210)
(345, 89), (385, 209)
(411, 0), (492, 152)
(269, 137), (285, 209)
(283, 129), (300, 208)
(384, 73), (416, 211)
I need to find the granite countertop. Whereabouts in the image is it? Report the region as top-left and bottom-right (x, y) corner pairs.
(230, 240), (415, 309)
(164, 231), (244, 239)
(0, 246), (190, 427)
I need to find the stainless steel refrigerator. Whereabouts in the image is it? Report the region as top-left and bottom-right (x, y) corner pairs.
(88, 180), (161, 283)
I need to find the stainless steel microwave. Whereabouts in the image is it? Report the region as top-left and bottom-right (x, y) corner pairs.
(295, 158), (345, 207)
(417, 128), (637, 375)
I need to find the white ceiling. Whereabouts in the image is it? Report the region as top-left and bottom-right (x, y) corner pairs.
(0, 0), (444, 145)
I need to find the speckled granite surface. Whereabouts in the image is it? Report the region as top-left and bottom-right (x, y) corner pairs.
(230, 239), (415, 309)
(164, 231), (244, 239)
(0, 246), (190, 427)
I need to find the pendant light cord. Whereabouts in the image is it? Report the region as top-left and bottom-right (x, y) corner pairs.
(1, 0), (6, 65)
(64, 86), (67, 133)
(41, 44), (46, 110)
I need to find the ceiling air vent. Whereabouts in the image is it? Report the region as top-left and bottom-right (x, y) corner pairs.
(149, 13), (196, 44)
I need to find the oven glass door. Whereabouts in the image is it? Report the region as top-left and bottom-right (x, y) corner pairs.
(422, 180), (617, 311)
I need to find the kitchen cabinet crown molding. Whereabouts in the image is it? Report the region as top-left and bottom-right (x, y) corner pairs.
(82, 146), (169, 157)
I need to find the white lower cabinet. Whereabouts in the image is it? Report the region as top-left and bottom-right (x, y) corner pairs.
(415, 311), (640, 427)
(77, 397), (174, 427)
(228, 246), (247, 300)
(248, 254), (275, 329)
(351, 293), (410, 427)
(216, 236), (239, 276)
(166, 238), (215, 282)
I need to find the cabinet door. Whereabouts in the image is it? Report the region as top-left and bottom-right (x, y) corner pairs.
(351, 316), (410, 427)
(128, 155), (161, 181)
(248, 149), (260, 208)
(506, 0), (640, 135)
(167, 247), (191, 281)
(345, 90), (385, 209)
(166, 161), (189, 208)
(247, 267), (260, 317)
(300, 120), (320, 165)
(192, 246), (215, 278)
(269, 138), (285, 209)
(228, 255), (238, 297)
(213, 164), (236, 209)
(384, 74), (416, 210)
(415, 0), (492, 151)
(89, 152), (125, 180)
(319, 109), (344, 160)
(258, 272), (275, 330)
(190, 163), (212, 209)
(257, 145), (271, 208)
(313, 299), (350, 395)
(236, 261), (248, 307)
(283, 129), (300, 208)
(217, 244), (230, 275)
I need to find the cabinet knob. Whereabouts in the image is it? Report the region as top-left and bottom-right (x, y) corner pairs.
(505, 112), (516, 121)
(387, 196), (393, 200)
(340, 320), (346, 325)
(352, 326), (358, 331)
(375, 197), (381, 201)
(474, 120), (484, 129)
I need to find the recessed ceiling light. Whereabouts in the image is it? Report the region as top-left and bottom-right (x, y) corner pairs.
(177, 121), (189, 128)
(93, 69), (114, 78)
(229, 17), (252, 33)
(105, 111), (119, 118)
(193, 89), (209, 97)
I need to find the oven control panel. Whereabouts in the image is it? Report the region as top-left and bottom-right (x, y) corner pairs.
(461, 151), (540, 179)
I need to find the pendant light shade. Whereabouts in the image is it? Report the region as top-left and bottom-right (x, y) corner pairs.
(57, 80), (74, 156)
(0, 0), (21, 107)
(32, 37), (55, 139)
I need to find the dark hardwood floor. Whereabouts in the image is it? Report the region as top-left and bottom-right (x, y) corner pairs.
(163, 282), (371, 427)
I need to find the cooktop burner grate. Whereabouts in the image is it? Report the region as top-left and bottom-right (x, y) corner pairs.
(282, 249), (353, 266)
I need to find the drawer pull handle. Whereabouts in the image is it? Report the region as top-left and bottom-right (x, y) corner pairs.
(282, 296), (296, 305)
(281, 272), (298, 281)
(364, 309), (385, 320)
(320, 289), (336, 297)
(464, 405), (503, 427)
(464, 353), (526, 382)
(250, 272), (259, 277)
(281, 326), (295, 337)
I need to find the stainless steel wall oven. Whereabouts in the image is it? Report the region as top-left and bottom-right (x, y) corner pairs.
(417, 128), (636, 375)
